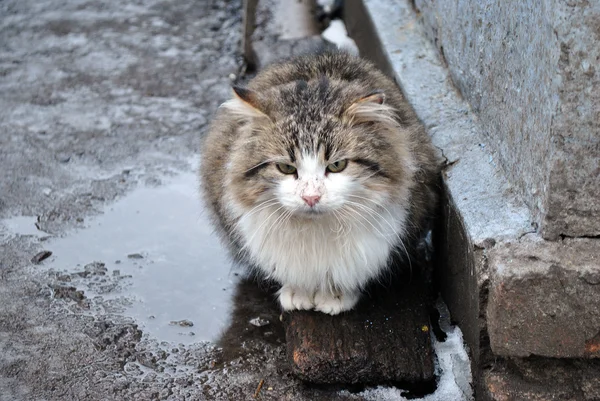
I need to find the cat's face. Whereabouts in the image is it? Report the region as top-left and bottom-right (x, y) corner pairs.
(223, 80), (415, 220)
(275, 152), (352, 215)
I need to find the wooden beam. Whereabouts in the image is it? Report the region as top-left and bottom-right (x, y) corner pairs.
(242, 0), (258, 68)
(283, 272), (435, 386)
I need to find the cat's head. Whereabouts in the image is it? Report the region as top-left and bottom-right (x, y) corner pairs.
(221, 77), (416, 219)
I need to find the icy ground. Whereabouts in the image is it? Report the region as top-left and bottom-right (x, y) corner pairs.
(0, 0), (473, 399)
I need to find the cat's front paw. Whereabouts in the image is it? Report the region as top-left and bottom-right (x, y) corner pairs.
(278, 285), (314, 311)
(313, 290), (360, 315)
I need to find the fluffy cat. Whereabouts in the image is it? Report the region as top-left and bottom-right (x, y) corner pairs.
(200, 52), (439, 315)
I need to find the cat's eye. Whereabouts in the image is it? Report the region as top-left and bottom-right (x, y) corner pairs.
(276, 163), (297, 175)
(326, 160), (348, 173)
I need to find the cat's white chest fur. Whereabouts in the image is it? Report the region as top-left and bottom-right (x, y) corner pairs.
(234, 204), (407, 314)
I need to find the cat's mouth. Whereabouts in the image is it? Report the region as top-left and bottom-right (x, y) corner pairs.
(296, 207), (328, 218)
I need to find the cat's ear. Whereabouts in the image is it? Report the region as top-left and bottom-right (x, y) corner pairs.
(343, 90), (395, 125)
(222, 86), (268, 119)
(355, 91), (386, 105)
(232, 86), (260, 108)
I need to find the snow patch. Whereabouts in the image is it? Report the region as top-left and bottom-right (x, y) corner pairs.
(321, 19), (359, 56)
(343, 326), (474, 401)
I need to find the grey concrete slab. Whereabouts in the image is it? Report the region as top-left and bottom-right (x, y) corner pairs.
(414, 0), (600, 240)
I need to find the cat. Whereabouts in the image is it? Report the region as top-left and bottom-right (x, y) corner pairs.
(200, 51), (440, 315)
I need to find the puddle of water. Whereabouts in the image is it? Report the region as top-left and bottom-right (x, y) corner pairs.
(0, 215), (44, 238)
(4, 171), (238, 344)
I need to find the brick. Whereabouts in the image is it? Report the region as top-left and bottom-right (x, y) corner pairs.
(487, 237), (600, 358)
(483, 358), (600, 401)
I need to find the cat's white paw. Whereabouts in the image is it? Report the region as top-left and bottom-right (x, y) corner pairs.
(278, 286), (314, 311)
(313, 290), (360, 315)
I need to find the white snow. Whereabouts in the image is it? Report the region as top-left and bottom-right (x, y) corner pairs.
(343, 326), (474, 401)
(321, 19), (359, 56)
(317, 0), (336, 14)
(316, 0), (336, 8)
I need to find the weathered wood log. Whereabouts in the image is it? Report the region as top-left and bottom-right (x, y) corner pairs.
(242, 0), (258, 68)
(283, 273), (435, 386)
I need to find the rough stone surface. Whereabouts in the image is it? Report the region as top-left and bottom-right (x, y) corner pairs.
(414, 0), (600, 240)
(487, 236), (600, 358)
(482, 358), (600, 401)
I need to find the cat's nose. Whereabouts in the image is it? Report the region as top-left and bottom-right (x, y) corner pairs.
(302, 194), (321, 207)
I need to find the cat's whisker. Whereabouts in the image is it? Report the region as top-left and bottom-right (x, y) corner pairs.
(241, 198), (279, 218)
(330, 210), (347, 238)
(353, 191), (421, 233)
(347, 201), (402, 240)
(334, 210), (354, 250)
(279, 210), (294, 230)
(233, 199), (279, 229)
(352, 195), (423, 234)
(347, 199), (396, 232)
(336, 207), (364, 238)
(262, 209), (292, 246)
(348, 213), (374, 266)
(235, 202), (279, 225)
(345, 199), (413, 272)
(343, 204), (398, 251)
(242, 205), (286, 251)
(345, 200), (407, 242)
(345, 201), (397, 238)
(260, 207), (298, 256)
(341, 205), (388, 242)
(279, 210), (296, 237)
(337, 208), (370, 265)
(347, 194), (396, 220)
(346, 195), (398, 224)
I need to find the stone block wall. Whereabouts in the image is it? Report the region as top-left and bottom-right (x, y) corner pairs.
(414, 0), (600, 240)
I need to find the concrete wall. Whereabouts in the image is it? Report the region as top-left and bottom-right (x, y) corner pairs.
(414, 0), (600, 240)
